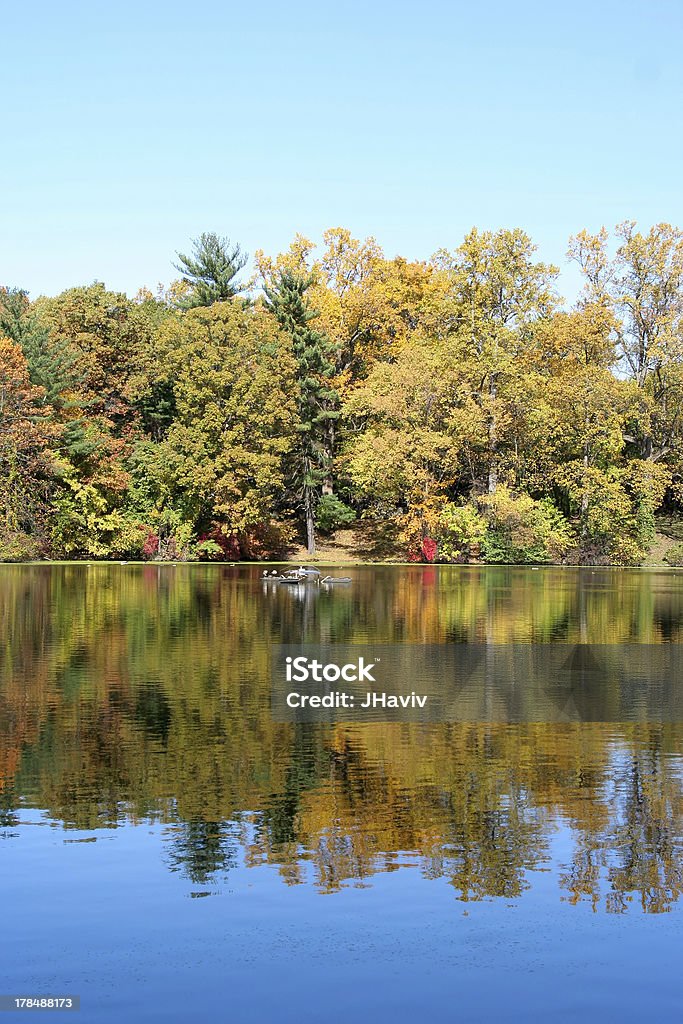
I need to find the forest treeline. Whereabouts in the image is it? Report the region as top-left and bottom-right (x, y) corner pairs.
(1, 222), (683, 564)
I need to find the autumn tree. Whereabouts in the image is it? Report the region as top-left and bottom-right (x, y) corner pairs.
(31, 284), (161, 557)
(344, 334), (465, 550)
(569, 222), (683, 468)
(258, 228), (450, 389)
(433, 228), (559, 494)
(0, 287), (93, 463)
(149, 302), (298, 548)
(0, 338), (54, 559)
(33, 282), (156, 425)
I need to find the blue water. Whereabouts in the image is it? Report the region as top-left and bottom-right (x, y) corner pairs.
(1, 565), (682, 1022)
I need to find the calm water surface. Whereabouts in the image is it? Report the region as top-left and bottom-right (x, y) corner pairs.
(1, 565), (682, 1022)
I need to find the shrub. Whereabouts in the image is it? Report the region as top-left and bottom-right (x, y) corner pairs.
(196, 527), (241, 561)
(141, 530), (159, 559)
(421, 536), (438, 562)
(400, 497), (448, 561)
(664, 542), (683, 566)
(0, 531), (42, 562)
(437, 503), (487, 562)
(478, 486), (573, 564)
(316, 495), (356, 535)
(195, 538), (225, 559)
(554, 461), (669, 565)
(240, 520), (296, 560)
(197, 520), (296, 561)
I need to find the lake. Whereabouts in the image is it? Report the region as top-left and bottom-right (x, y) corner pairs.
(1, 564), (682, 1022)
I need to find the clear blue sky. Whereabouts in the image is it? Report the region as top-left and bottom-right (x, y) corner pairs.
(2, 0), (682, 303)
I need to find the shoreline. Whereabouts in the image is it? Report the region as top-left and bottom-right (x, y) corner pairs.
(2, 559), (682, 570)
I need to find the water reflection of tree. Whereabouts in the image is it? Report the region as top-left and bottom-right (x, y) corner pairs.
(1, 564), (682, 906)
(164, 818), (239, 885)
(608, 749), (683, 913)
(257, 725), (328, 848)
(0, 786), (20, 832)
(560, 739), (683, 913)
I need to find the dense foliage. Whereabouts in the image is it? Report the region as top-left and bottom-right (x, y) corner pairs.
(2, 222), (683, 563)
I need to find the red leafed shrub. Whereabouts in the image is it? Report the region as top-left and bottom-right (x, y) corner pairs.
(197, 528), (241, 560)
(406, 535), (438, 563)
(239, 521), (295, 560)
(197, 522), (295, 561)
(421, 536), (438, 563)
(141, 530), (159, 558)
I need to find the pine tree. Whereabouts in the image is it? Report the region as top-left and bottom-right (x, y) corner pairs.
(174, 232), (248, 308)
(264, 270), (339, 554)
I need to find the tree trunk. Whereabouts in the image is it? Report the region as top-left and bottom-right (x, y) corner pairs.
(642, 433), (653, 460)
(304, 485), (316, 556)
(581, 440), (590, 541)
(488, 375), (498, 494)
(487, 457), (498, 494)
(322, 419), (335, 495)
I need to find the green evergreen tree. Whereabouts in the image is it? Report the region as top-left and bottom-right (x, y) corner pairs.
(264, 270), (339, 554)
(173, 232), (248, 308)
